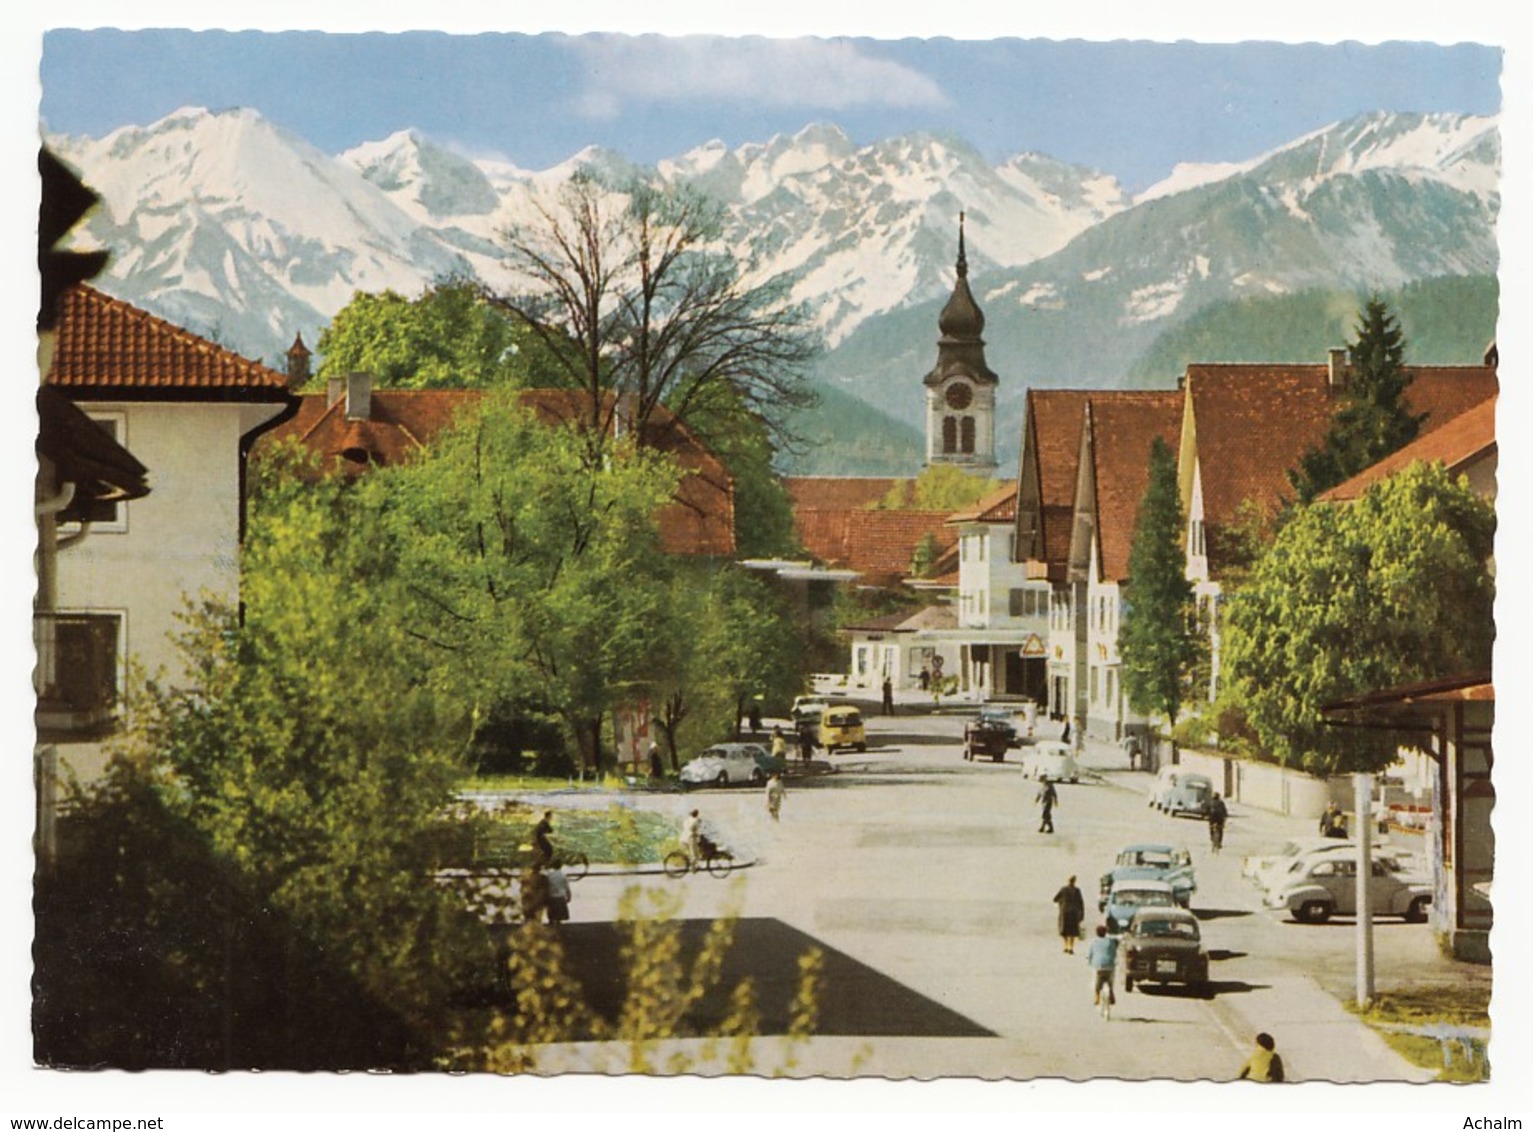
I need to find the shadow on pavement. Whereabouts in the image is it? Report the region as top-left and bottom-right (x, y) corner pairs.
(1193, 907), (1255, 921)
(536, 918), (996, 1039)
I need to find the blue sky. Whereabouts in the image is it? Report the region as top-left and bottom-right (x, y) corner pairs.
(38, 28), (1501, 194)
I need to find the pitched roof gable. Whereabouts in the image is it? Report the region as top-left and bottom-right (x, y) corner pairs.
(47, 285), (291, 400)
(1185, 363), (1497, 526)
(1085, 392), (1185, 582)
(947, 481), (1019, 525)
(1321, 396), (1497, 502)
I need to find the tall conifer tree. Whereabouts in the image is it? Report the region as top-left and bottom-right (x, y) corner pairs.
(1290, 296), (1425, 501)
(1119, 437), (1204, 731)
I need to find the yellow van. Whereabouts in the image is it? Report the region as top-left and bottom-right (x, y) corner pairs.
(819, 705), (867, 753)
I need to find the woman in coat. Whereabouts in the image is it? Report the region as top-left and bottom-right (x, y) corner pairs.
(1053, 875), (1086, 953)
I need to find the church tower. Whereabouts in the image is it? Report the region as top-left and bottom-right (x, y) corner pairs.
(924, 212), (999, 471)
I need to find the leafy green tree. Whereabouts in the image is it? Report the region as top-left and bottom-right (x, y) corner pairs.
(381, 391), (682, 775)
(1223, 461), (1494, 774)
(679, 381), (800, 558)
(486, 170), (820, 457)
(648, 564), (806, 765)
(874, 464), (1000, 512)
(316, 277), (565, 389)
(1119, 437), (1206, 732)
(1290, 296), (1426, 502)
(36, 450), (497, 1068)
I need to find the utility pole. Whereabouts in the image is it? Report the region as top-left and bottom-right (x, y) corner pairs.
(1355, 771), (1376, 1006)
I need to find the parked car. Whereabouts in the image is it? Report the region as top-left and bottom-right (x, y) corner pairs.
(1265, 854), (1432, 923)
(680, 743), (773, 787)
(1120, 906), (1210, 993)
(1258, 843), (1417, 896)
(820, 705), (867, 753)
(963, 707), (1018, 762)
(1019, 740), (1079, 781)
(1152, 771), (1215, 819)
(1099, 844), (1196, 909)
(1102, 878), (1178, 935)
(1245, 838), (1368, 890)
(791, 695), (833, 726)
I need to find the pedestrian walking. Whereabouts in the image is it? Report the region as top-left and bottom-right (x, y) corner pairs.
(1208, 792), (1228, 852)
(1053, 875), (1086, 953)
(1085, 925), (1118, 1012)
(765, 772), (785, 821)
(532, 809), (554, 865)
(1060, 718), (1072, 745)
(882, 676), (894, 716)
(797, 723), (816, 764)
(748, 701), (763, 733)
(519, 860), (549, 926)
(1237, 1032), (1285, 1082)
(1036, 779), (1058, 833)
(648, 742), (664, 780)
(771, 725), (788, 762)
(919, 667), (931, 691)
(545, 860), (571, 926)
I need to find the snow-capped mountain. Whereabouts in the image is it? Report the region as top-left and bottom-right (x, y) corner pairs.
(47, 106), (1498, 454)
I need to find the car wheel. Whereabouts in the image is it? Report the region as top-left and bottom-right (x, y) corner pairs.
(1298, 900), (1331, 924)
(716, 771), (729, 786)
(856, 742), (867, 752)
(963, 745), (973, 761)
(751, 768), (765, 784)
(1405, 896), (1429, 923)
(1123, 977), (1134, 993)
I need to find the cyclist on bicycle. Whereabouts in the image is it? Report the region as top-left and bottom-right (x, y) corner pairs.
(682, 808), (702, 864)
(1085, 924), (1118, 1012)
(1208, 793), (1228, 852)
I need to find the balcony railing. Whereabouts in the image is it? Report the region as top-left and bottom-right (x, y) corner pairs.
(34, 611), (120, 740)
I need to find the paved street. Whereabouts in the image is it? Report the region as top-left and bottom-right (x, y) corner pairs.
(517, 705), (1485, 1081)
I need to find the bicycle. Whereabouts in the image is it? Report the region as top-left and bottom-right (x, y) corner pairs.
(663, 837), (736, 878)
(556, 850), (590, 881)
(1097, 976), (1116, 1021)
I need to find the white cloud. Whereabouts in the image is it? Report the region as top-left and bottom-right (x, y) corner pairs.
(564, 33), (948, 118)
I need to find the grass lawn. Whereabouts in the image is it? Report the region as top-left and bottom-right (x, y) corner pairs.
(449, 797), (679, 869)
(1347, 984), (1492, 1082)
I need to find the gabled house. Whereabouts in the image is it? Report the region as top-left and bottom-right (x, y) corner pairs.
(41, 284), (300, 785)
(783, 475), (956, 589)
(261, 375), (736, 558)
(1064, 392), (1185, 741)
(942, 483), (1043, 701)
(1178, 355), (1498, 696)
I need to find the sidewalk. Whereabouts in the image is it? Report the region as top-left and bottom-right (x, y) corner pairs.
(1078, 733), (1444, 1084)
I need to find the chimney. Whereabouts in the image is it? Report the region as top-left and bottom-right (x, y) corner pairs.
(285, 332), (312, 390)
(1327, 348), (1349, 391)
(345, 372), (373, 421)
(327, 378), (344, 407)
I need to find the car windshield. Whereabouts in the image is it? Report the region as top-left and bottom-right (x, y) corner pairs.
(1120, 850), (1173, 868)
(1136, 918), (1199, 940)
(1115, 889), (1173, 908)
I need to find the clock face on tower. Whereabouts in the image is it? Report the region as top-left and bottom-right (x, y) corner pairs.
(944, 382), (973, 410)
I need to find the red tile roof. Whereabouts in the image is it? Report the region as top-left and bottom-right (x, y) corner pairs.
(46, 285), (292, 400)
(785, 476), (913, 510)
(260, 386), (735, 557)
(947, 481), (1019, 525)
(1185, 363), (1497, 527)
(793, 504), (957, 586)
(1017, 388), (1183, 574)
(1322, 396), (1497, 502)
(1085, 392), (1185, 582)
